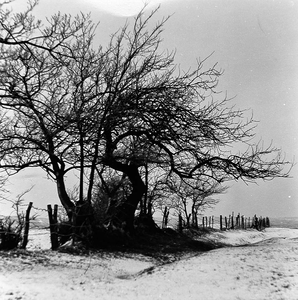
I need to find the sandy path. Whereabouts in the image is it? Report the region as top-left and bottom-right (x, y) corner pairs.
(0, 229), (297, 300)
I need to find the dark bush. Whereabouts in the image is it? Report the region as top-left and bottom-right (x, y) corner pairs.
(0, 218), (22, 250)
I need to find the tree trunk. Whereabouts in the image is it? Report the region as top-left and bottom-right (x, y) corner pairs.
(110, 165), (146, 232)
(103, 131), (147, 231)
(56, 173), (75, 221)
(49, 153), (75, 221)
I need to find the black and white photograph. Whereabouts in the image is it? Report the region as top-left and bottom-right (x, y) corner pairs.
(0, 0), (297, 299)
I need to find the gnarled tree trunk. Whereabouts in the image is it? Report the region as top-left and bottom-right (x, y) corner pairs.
(104, 157), (146, 231)
(112, 165), (146, 232)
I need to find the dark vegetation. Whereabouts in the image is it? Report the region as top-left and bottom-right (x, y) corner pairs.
(0, 217), (20, 250)
(0, 191), (35, 250)
(0, 0), (292, 252)
(57, 224), (221, 263)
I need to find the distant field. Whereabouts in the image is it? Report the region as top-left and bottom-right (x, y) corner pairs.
(269, 217), (298, 229)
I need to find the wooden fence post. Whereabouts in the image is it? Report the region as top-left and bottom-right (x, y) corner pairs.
(266, 217), (270, 227)
(225, 216), (228, 229)
(220, 215), (223, 231)
(167, 208), (171, 228)
(255, 216), (259, 230)
(53, 204), (58, 245)
(48, 204), (59, 250)
(259, 217), (262, 230)
(178, 214), (183, 233)
(236, 213), (240, 228)
(21, 202), (33, 249)
(162, 206), (169, 228)
(241, 215), (244, 229)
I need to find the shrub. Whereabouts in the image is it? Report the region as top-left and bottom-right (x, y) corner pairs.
(0, 217), (22, 250)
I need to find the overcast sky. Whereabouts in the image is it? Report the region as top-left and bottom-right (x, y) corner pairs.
(1, 0), (298, 218)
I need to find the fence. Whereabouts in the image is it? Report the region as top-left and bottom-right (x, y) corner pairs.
(1, 203), (273, 251)
(200, 212), (270, 231)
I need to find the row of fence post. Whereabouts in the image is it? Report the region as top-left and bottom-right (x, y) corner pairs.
(200, 213), (270, 231)
(1, 203), (273, 251)
(0, 202), (60, 250)
(202, 216), (214, 229)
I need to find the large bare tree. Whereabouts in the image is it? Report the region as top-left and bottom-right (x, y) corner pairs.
(0, 2), (292, 232)
(94, 9), (291, 230)
(0, 0), (103, 219)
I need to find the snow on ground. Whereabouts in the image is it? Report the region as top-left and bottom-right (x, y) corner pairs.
(25, 228), (51, 251)
(0, 227), (298, 300)
(200, 227), (298, 246)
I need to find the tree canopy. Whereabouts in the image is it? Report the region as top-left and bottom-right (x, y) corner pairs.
(0, 1), (292, 231)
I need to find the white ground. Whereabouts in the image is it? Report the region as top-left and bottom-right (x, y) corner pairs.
(0, 227), (298, 300)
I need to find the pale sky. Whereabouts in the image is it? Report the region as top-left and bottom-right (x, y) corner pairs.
(81, 0), (176, 16)
(1, 0), (298, 219)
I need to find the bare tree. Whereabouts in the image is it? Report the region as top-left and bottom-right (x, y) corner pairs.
(95, 10), (291, 230)
(165, 175), (227, 228)
(0, 3), (292, 234)
(0, 1), (102, 220)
